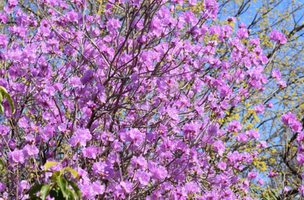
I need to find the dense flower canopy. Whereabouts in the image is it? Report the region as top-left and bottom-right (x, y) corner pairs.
(0, 0), (302, 199)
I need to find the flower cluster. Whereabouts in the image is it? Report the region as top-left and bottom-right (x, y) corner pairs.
(0, 0), (292, 199)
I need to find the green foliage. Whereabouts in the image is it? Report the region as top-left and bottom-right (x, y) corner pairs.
(0, 86), (15, 114)
(26, 162), (82, 200)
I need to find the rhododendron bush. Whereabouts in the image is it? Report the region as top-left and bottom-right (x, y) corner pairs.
(0, 0), (302, 199)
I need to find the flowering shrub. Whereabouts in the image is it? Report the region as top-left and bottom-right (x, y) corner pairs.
(0, 0), (300, 199)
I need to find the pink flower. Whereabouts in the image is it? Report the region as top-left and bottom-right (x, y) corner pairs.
(248, 171), (258, 180)
(148, 161), (168, 181)
(23, 144), (39, 157)
(299, 184), (304, 195)
(227, 16), (236, 23)
(254, 104), (264, 114)
(9, 149), (24, 164)
(257, 178), (264, 186)
(184, 182), (200, 194)
(120, 181), (134, 194)
(82, 145), (99, 159)
(277, 80), (286, 88)
(296, 132), (304, 144)
(266, 101), (274, 108)
(227, 121), (242, 133)
(282, 112), (297, 126)
(282, 112), (303, 132)
(69, 128), (92, 147)
(0, 182), (5, 192)
(236, 133), (248, 142)
(257, 141), (268, 149)
(283, 187), (289, 193)
(135, 170), (150, 186)
(297, 154), (304, 165)
(269, 29), (287, 44)
(217, 161), (227, 170)
(272, 68), (281, 80)
(268, 168), (278, 178)
(0, 34), (8, 49)
(213, 140), (225, 156)
(246, 130), (260, 140)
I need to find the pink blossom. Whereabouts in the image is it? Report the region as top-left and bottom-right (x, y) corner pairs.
(9, 149), (24, 164)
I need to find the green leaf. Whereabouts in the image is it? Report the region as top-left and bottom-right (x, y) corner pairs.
(0, 104), (4, 114)
(67, 188), (78, 200)
(28, 184), (44, 197)
(0, 92), (3, 103)
(0, 86), (15, 114)
(52, 171), (61, 183)
(0, 159), (4, 170)
(49, 189), (65, 200)
(64, 167), (80, 179)
(68, 181), (82, 199)
(40, 184), (51, 200)
(44, 161), (59, 171)
(57, 176), (69, 199)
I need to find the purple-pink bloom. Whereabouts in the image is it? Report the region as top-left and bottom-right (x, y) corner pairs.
(82, 145), (99, 159)
(217, 161), (227, 170)
(257, 178), (264, 186)
(282, 112), (302, 132)
(269, 29), (287, 44)
(131, 155), (147, 170)
(266, 101), (274, 108)
(254, 104), (264, 114)
(227, 16), (236, 23)
(92, 161), (114, 180)
(0, 125), (10, 136)
(23, 144), (39, 157)
(236, 28), (249, 39)
(120, 128), (145, 147)
(213, 140), (225, 156)
(282, 112), (297, 126)
(120, 181), (134, 194)
(277, 80), (286, 88)
(247, 171), (258, 180)
(297, 154), (304, 165)
(297, 132), (304, 144)
(268, 168), (278, 178)
(184, 182), (200, 194)
(290, 121), (303, 133)
(250, 38), (260, 46)
(272, 68), (281, 80)
(188, 0), (197, 6)
(81, 70), (94, 85)
(91, 181), (105, 196)
(0, 182), (5, 192)
(69, 128), (92, 147)
(9, 149), (24, 164)
(148, 161), (168, 181)
(203, 0), (219, 19)
(257, 141), (268, 149)
(236, 133), (248, 142)
(283, 187), (289, 193)
(246, 130), (260, 140)
(135, 170), (150, 186)
(0, 34), (8, 49)
(299, 184), (304, 195)
(107, 18), (121, 33)
(18, 180), (30, 192)
(227, 121), (242, 133)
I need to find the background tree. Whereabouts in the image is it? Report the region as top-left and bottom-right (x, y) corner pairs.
(177, 0), (304, 199)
